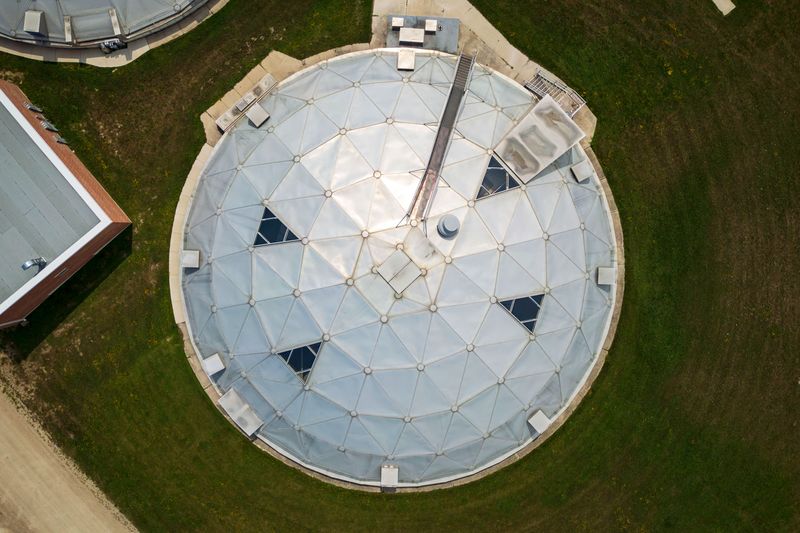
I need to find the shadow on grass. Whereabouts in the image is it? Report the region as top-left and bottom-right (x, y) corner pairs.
(0, 226), (133, 361)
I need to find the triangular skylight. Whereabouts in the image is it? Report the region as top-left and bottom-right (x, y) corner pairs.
(254, 207), (299, 246)
(277, 342), (322, 382)
(500, 294), (544, 332)
(477, 156), (521, 199)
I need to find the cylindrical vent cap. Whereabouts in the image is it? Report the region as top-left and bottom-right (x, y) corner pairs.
(437, 214), (460, 239)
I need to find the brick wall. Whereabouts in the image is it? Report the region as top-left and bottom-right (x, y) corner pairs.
(0, 81), (131, 328)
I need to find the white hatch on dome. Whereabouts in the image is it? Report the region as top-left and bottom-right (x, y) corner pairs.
(377, 250), (421, 293)
(495, 95), (585, 183)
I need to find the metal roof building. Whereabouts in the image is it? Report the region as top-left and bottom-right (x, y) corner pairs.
(0, 81), (129, 328)
(180, 49), (619, 487)
(0, 1), (209, 48)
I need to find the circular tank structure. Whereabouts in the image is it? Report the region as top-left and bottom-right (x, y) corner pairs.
(179, 49), (620, 488)
(0, 1), (209, 48)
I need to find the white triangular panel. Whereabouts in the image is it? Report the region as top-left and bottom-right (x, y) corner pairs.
(330, 321), (381, 367)
(301, 284), (347, 333)
(475, 190), (521, 242)
(308, 200), (361, 240)
(453, 250), (499, 296)
(330, 288), (380, 334)
(437, 302), (490, 344)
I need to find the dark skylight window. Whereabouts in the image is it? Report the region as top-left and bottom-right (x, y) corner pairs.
(500, 294), (544, 332)
(254, 207), (298, 246)
(477, 156), (521, 199)
(277, 342), (322, 382)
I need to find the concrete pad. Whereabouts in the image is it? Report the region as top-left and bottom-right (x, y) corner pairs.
(339, 43), (371, 54)
(712, 0), (736, 15)
(302, 48), (338, 67)
(241, 64), (269, 88)
(184, 340), (215, 390)
(200, 112), (221, 146)
(0, 40), (50, 63)
(511, 60), (539, 83)
(260, 50), (303, 83)
(233, 69), (266, 98)
(219, 89), (243, 110)
(573, 106), (597, 143)
(370, 15), (388, 48)
(205, 97), (230, 121)
(373, 0), (408, 15)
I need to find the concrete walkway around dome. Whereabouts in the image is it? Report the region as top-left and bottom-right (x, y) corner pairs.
(0, 391), (134, 532)
(0, 0), (230, 68)
(170, 0), (623, 491)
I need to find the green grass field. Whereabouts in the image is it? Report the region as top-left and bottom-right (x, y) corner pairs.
(1, 0), (798, 530)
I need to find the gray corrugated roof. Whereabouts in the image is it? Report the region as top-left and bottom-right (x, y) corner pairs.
(0, 1), (207, 46)
(0, 103), (98, 302)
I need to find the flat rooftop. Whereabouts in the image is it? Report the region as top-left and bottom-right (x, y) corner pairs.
(0, 99), (99, 302)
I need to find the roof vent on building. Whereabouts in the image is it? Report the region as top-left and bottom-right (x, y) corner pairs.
(436, 214), (460, 239)
(201, 353), (225, 376)
(381, 464), (399, 491)
(24, 102), (43, 113)
(397, 49), (416, 71)
(40, 120), (58, 132)
(596, 266), (615, 286)
(23, 10), (46, 35)
(246, 104), (270, 128)
(399, 27), (425, 46)
(527, 409), (551, 434)
(181, 250), (201, 269)
(21, 257), (47, 272)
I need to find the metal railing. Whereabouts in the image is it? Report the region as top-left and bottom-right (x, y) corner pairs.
(524, 70), (586, 117)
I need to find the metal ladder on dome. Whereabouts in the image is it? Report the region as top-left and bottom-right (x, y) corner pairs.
(452, 52), (475, 92)
(407, 52), (475, 223)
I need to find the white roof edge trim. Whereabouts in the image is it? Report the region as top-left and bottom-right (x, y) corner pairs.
(0, 89), (113, 316)
(0, 91), (110, 224)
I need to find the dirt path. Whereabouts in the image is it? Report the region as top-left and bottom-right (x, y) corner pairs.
(0, 391), (133, 532)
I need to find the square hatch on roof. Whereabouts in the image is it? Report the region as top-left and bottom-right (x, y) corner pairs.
(377, 250), (421, 294)
(495, 95), (584, 183)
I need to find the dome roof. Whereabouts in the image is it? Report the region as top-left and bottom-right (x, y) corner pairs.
(0, 1), (205, 46)
(182, 50), (617, 486)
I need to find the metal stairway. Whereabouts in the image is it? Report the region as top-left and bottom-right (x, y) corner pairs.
(408, 53), (475, 222)
(452, 53), (474, 92)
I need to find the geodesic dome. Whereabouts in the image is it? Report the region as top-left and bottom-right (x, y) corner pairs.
(181, 49), (618, 487)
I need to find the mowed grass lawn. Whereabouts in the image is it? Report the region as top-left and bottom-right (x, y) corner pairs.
(1, 0), (799, 530)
